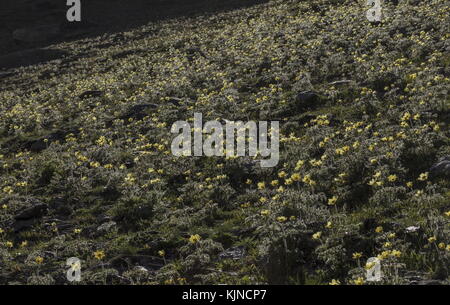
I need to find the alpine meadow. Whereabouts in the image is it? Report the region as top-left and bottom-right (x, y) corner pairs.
(0, 0), (449, 286)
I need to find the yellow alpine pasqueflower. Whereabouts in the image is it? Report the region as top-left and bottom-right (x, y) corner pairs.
(417, 172), (428, 181)
(93, 250), (105, 260)
(353, 277), (365, 285)
(189, 234), (201, 244)
(277, 216), (287, 223)
(327, 196), (338, 205)
(329, 279), (341, 285)
(387, 174), (397, 182)
(352, 252), (362, 259)
(312, 232), (322, 240)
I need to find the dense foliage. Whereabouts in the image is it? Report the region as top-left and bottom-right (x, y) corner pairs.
(0, 0), (449, 284)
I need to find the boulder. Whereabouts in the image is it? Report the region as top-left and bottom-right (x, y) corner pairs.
(430, 156), (450, 177)
(14, 203), (48, 220)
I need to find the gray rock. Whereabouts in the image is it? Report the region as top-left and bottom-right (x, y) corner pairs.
(0, 71), (14, 79)
(133, 266), (149, 273)
(12, 202), (48, 232)
(97, 221), (117, 233)
(79, 90), (104, 99)
(120, 103), (159, 121)
(14, 204), (48, 220)
(13, 218), (38, 232)
(219, 246), (246, 260)
(295, 91), (323, 111)
(430, 156), (450, 177)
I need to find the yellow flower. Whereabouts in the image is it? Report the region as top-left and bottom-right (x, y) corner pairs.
(295, 160), (305, 170)
(35, 256), (44, 264)
(302, 174), (316, 186)
(417, 172), (428, 181)
(270, 180), (279, 186)
(325, 221), (332, 229)
(353, 277), (365, 285)
(278, 171), (287, 178)
(158, 250), (165, 257)
(291, 173), (301, 182)
(93, 250), (105, 260)
(377, 251), (391, 260)
(388, 233), (396, 239)
(428, 236), (436, 243)
(387, 174), (397, 182)
(89, 161), (100, 168)
(383, 242), (392, 248)
(327, 196), (338, 206)
(438, 243), (446, 249)
(245, 179), (252, 185)
(375, 226), (383, 233)
(260, 209), (270, 216)
(189, 234), (201, 244)
(352, 252), (362, 259)
(445, 211), (450, 217)
(257, 182), (265, 190)
(20, 241), (28, 248)
(74, 228), (82, 234)
(5, 241), (13, 248)
(406, 181), (413, 188)
(329, 279), (341, 285)
(391, 250), (402, 258)
(277, 216), (287, 223)
(312, 231), (322, 240)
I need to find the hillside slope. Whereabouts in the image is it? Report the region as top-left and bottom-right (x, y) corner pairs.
(0, 0), (449, 285)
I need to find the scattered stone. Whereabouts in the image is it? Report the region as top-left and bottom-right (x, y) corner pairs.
(12, 202), (48, 232)
(29, 130), (67, 152)
(120, 103), (159, 121)
(219, 246), (246, 260)
(0, 71), (14, 79)
(430, 156), (450, 177)
(79, 90), (104, 99)
(133, 266), (149, 274)
(329, 80), (354, 86)
(13, 218), (39, 232)
(295, 91), (323, 111)
(97, 221), (117, 234)
(405, 226), (420, 233)
(14, 203), (48, 220)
